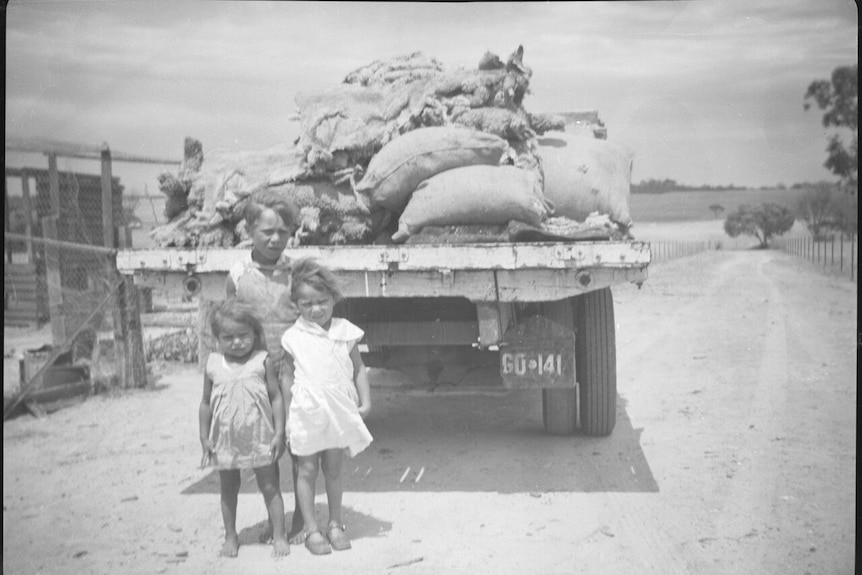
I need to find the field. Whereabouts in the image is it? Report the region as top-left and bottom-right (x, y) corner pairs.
(630, 187), (805, 223)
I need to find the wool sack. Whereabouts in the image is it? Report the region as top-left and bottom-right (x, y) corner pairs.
(391, 165), (551, 242)
(536, 135), (634, 228)
(355, 127), (508, 213)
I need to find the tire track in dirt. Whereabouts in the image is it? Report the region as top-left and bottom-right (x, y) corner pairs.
(613, 249), (855, 574)
(708, 252), (791, 571)
(607, 251), (757, 574)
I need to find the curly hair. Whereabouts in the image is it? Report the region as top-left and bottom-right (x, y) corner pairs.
(244, 189), (301, 233)
(289, 257), (344, 303)
(210, 297), (267, 352)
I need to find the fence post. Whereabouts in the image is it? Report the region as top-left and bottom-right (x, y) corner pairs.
(831, 235), (835, 266)
(42, 215), (65, 346)
(101, 145), (146, 389)
(20, 173), (35, 262)
(851, 236), (855, 281)
(840, 233), (844, 273)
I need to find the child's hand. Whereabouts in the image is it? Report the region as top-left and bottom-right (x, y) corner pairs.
(270, 434), (286, 462)
(200, 439), (214, 469)
(357, 402), (371, 419)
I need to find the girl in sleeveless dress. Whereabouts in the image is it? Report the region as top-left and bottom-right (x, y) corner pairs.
(226, 189), (306, 543)
(281, 258), (373, 555)
(199, 298), (289, 558)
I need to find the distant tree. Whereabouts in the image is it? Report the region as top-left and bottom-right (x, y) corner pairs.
(708, 203), (725, 218)
(796, 183), (837, 240)
(804, 64), (858, 193)
(830, 192), (858, 236)
(776, 183), (786, 190)
(724, 203), (795, 248)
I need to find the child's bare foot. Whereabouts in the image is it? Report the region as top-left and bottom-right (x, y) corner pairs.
(288, 528), (307, 545)
(288, 514), (306, 544)
(272, 537), (291, 557)
(220, 535), (239, 558)
(259, 523), (273, 544)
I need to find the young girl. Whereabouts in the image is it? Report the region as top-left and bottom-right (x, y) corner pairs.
(226, 189), (305, 543)
(199, 298), (290, 558)
(281, 258), (373, 555)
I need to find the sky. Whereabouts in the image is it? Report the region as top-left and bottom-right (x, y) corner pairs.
(4, 0), (859, 198)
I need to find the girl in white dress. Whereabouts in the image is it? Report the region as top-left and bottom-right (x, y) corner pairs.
(281, 258), (372, 555)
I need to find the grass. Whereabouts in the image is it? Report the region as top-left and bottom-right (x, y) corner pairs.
(631, 188), (805, 223)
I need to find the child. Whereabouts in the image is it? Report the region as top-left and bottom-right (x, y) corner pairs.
(226, 189), (306, 543)
(281, 258), (373, 555)
(199, 298), (290, 558)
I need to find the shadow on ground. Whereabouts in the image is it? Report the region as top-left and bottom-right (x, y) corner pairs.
(236, 504), (393, 545)
(183, 364), (656, 496)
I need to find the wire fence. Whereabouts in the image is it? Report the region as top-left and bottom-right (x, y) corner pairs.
(648, 240), (720, 264)
(773, 233), (858, 282)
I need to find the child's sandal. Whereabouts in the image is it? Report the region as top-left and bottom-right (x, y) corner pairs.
(327, 522), (352, 551)
(304, 531), (332, 555)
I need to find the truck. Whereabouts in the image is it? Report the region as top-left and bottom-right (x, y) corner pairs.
(116, 111), (650, 437)
(117, 236), (649, 437)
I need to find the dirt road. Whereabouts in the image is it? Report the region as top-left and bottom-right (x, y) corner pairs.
(3, 248), (856, 575)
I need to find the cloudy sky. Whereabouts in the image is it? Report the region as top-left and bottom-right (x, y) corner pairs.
(5, 0), (858, 195)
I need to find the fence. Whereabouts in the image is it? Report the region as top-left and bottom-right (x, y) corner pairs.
(4, 138), (179, 417)
(648, 240), (719, 264)
(773, 233), (858, 282)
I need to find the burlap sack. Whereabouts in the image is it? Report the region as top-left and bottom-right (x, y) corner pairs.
(536, 135), (634, 228)
(391, 165), (551, 243)
(355, 127), (508, 213)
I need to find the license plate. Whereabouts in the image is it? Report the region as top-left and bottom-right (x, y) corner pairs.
(499, 316), (575, 389)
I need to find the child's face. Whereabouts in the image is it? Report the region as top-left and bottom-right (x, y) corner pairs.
(295, 282), (334, 329)
(215, 317), (256, 359)
(250, 208), (294, 264)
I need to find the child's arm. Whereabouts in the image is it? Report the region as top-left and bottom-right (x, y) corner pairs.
(264, 356), (286, 463)
(199, 373), (215, 467)
(350, 344), (371, 418)
(281, 352), (295, 425)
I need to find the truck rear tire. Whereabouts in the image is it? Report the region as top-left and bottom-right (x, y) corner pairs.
(541, 299), (578, 435)
(575, 287), (617, 436)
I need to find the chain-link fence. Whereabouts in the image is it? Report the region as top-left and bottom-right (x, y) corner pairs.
(4, 146), (157, 418)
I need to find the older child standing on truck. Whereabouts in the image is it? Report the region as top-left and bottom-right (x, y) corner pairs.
(226, 190), (305, 543)
(199, 298), (289, 558)
(281, 258), (372, 555)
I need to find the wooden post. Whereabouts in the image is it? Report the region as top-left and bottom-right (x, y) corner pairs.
(840, 234), (844, 273)
(42, 215), (65, 346)
(117, 226), (147, 388)
(102, 147), (146, 388)
(101, 146), (126, 386)
(21, 173), (34, 262)
(47, 154), (60, 216)
(4, 176), (11, 263)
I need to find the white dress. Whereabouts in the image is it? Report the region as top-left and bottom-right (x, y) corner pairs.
(281, 317), (373, 457)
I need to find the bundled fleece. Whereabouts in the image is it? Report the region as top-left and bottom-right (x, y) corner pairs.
(355, 127), (509, 213)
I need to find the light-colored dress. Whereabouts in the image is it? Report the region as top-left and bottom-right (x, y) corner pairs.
(281, 317), (373, 457)
(229, 252), (300, 382)
(206, 350), (276, 470)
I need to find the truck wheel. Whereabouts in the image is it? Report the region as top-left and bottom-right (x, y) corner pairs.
(575, 287), (617, 436)
(541, 299), (578, 435)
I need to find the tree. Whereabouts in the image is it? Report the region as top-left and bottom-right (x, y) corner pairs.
(796, 183), (837, 240)
(723, 203), (795, 248)
(831, 192), (858, 236)
(804, 64), (858, 193)
(708, 203), (725, 218)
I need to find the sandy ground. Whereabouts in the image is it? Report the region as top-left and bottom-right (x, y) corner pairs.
(3, 238), (857, 574)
